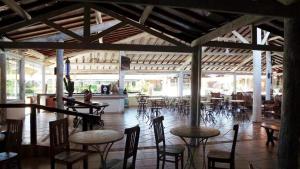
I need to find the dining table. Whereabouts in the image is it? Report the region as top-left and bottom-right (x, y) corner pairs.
(69, 129), (124, 169)
(170, 126), (220, 169)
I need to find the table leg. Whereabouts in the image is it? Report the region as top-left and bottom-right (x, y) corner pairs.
(91, 142), (114, 169)
(265, 128), (275, 146)
(201, 139), (208, 169)
(83, 145), (88, 169)
(180, 137), (197, 169)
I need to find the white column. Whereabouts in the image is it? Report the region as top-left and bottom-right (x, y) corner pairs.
(19, 51), (25, 102)
(56, 39), (64, 119)
(252, 28), (262, 122)
(119, 51), (125, 92)
(178, 72), (184, 97)
(265, 50), (272, 100)
(0, 51), (7, 123)
(41, 64), (46, 93)
(233, 73), (237, 94)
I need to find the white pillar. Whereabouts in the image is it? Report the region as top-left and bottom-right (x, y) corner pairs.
(0, 51), (7, 123)
(178, 72), (184, 97)
(233, 73), (237, 94)
(265, 51), (272, 100)
(19, 51), (25, 102)
(252, 28), (262, 122)
(41, 64), (46, 93)
(119, 51), (126, 92)
(56, 39), (64, 119)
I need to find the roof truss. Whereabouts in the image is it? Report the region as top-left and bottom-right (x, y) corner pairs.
(63, 0), (300, 17)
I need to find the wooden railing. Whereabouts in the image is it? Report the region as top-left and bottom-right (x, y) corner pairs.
(0, 103), (100, 147)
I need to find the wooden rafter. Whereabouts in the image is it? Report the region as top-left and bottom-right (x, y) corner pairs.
(88, 22), (127, 42)
(2, 0), (31, 20)
(84, 4), (91, 41)
(0, 42), (193, 52)
(64, 0), (300, 17)
(90, 4), (189, 47)
(139, 6), (154, 24)
(0, 4), (82, 34)
(24, 20), (120, 42)
(191, 15), (267, 47)
(42, 20), (84, 42)
(204, 41), (283, 52)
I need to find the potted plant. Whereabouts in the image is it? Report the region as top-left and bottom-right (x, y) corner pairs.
(83, 85), (92, 103)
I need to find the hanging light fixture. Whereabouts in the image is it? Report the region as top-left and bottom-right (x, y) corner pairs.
(65, 57), (71, 78)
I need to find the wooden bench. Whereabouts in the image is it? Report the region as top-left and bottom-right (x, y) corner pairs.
(261, 122), (280, 146)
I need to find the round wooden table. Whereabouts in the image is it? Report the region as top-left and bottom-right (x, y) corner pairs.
(170, 126), (220, 169)
(69, 130), (124, 169)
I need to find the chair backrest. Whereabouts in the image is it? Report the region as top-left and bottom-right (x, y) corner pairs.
(49, 118), (70, 157)
(211, 92), (221, 98)
(153, 116), (165, 150)
(231, 124), (239, 159)
(248, 163), (255, 169)
(5, 119), (23, 153)
(123, 125), (140, 169)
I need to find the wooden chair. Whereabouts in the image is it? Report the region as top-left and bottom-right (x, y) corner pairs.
(153, 116), (185, 169)
(248, 162), (255, 169)
(107, 125), (140, 169)
(49, 118), (88, 169)
(207, 124), (239, 169)
(0, 119), (23, 169)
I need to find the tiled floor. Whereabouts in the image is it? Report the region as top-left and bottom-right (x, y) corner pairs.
(19, 107), (283, 169)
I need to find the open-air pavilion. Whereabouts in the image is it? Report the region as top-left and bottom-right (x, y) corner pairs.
(0, 0), (299, 169)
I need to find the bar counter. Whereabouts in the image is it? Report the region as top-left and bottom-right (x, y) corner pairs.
(72, 93), (126, 113)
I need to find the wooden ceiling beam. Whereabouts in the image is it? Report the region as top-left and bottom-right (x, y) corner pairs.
(63, 0), (300, 17)
(88, 22), (127, 42)
(84, 4), (91, 41)
(2, 0), (32, 20)
(42, 20), (84, 42)
(139, 6), (153, 24)
(0, 4), (82, 34)
(191, 15), (268, 47)
(23, 20), (120, 42)
(0, 42), (193, 52)
(204, 41), (283, 52)
(90, 4), (189, 47)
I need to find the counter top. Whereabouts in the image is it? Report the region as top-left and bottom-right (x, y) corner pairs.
(72, 94), (126, 99)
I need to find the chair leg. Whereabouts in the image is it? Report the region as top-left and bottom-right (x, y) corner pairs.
(67, 163), (72, 169)
(175, 155), (178, 169)
(181, 153), (184, 169)
(162, 154), (165, 169)
(207, 159), (211, 169)
(156, 154), (160, 169)
(50, 159), (55, 169)
(17, 156), (22, 169)
(230, 160), (235, 169)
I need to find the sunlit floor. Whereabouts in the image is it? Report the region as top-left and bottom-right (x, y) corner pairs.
(18, 107), (281, 169)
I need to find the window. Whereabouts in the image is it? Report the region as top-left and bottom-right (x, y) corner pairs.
(25, 61), (43, 96)
(7, 58), (20, 100)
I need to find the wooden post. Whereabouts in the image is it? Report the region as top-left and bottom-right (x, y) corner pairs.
(0, 51), (7, 123)
(191, 46), (201, 128)
(30, 106), (37, 155)
(278, 17), (300, 168)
